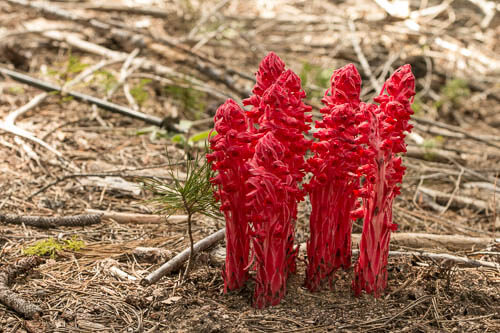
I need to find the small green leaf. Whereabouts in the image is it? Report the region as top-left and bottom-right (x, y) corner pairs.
(188, 130), (217, 143)
(171, 134), (186, 144)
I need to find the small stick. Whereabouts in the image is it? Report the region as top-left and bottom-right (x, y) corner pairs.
(412, 116), (500, 150)
(0, 213), (101, 229)
(114, 48), (141, 110)
(141, 228), (225, 285)
(101, 259), (137, 281)
(348, 19), (382, 93)
(439, 167), (464, 215)
(384, 250), (500, 269)
(418, 186), (499, 212)
(86, 209), (187, 225)
(187, 0), (229, 39)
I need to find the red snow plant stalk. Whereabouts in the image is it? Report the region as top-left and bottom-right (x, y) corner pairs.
(209, 52), (311, 308)
(353, 65), (415, 297)
(305, 64), (364, 291)
(207, 99), (254, 292)
(245, 53), (311, 308)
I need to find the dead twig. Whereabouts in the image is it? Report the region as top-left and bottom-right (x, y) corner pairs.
(0, 213), (101, 229)
(348, 19), (382, 94)
(0, 256), (44, 318)
(141, 228), (225, 286)
(0, 93), (61, 157)
(418, 186), (499, 213)
(439, 166), (464, 215)
(187, 0), (229, 39)
(412, 116), (500, 150)
(386, 250), (500, 269)
(86, 209), (187, 225)
(406, 145), (465, 163)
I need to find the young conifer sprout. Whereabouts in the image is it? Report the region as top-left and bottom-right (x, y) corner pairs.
(143, 151), (221, 280)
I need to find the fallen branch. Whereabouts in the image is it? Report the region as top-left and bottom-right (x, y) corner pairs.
(356, 233), (499, 251)
(86, 209), (187, 225)
(141, 228), (225, 285)
(0, 58), (126, 158)
(6, 0), (253, 84)
(418, 186), (499, 212)
(211, 235), (499, 269)
(0, 256), (44, 318)
(406, 145), (465, 164)
(0, 213), (101, 229)
(386, 250), (500, 269)
(412, 116), (500, 150)
(38, 30), (233, 102)
(0, 67), (168, 128)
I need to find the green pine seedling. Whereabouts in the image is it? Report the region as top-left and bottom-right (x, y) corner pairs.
(142, 147), (221, 280)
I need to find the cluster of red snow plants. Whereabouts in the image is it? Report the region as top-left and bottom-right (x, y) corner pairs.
(208, 52), (415, 308)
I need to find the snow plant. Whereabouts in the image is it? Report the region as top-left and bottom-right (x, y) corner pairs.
(352, 64), (415, 297)
(209, 51), (415, 305)
(207, 99), (255, 292)
(304, 64), (365, 291)
(208, 52), (311, 307)
(306, 63), (415, 296)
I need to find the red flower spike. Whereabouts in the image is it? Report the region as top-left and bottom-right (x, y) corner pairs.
(246, 132), (296, 308)
(243, 57), (311, 307)
(243, 52), (286, 128)
(207, 99), (255, 292)
(322, 63), (362, 108)
(353, 65), (415, 297)
(305, 64), (364, 292)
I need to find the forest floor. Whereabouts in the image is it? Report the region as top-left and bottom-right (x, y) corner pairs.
(0, 0), (499, 332)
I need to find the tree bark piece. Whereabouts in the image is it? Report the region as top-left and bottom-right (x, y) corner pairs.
(141, 228), (225, 285)
(0, 256), (44, 319)
(0, 213), (101, 229)
(382, 233), (499, 250)
(86, 209), (187, 225)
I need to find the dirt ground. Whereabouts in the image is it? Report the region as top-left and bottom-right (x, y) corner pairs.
(0, 0), (499, 332)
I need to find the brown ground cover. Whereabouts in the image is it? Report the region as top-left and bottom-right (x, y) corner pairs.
(0, 0), (499, 331)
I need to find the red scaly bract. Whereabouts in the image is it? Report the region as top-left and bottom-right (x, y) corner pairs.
(304, 64), (365, 291)
(353, 65), (415, 297)
(246, 132), (296, 308)
(207, 99), (256, 292)
(245, 53), (311, 308)
(243, 51), (286, 130)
